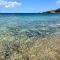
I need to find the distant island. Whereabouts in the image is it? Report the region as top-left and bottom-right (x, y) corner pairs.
(43, 8), (60, 13)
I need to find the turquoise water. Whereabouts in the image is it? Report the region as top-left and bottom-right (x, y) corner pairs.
(0, 13), (60, 38)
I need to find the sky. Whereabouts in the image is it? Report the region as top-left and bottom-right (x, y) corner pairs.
(0, 0), (60, 13)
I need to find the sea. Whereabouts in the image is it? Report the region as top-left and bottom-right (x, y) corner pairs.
(0, 13), (60, 39)
(0, 13), (60, 60)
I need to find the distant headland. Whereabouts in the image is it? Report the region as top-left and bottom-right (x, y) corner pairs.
(43, 8), (60, 13)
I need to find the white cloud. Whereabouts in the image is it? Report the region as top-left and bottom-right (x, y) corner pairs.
(0, 0), (21, 8)
(56, 0), (60, 4)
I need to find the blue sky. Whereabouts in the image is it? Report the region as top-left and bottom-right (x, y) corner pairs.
(0, 0), (60, 13)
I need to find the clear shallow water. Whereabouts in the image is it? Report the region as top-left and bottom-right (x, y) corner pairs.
(0, 13), (60, 60)
(0, 13), (60, 38)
